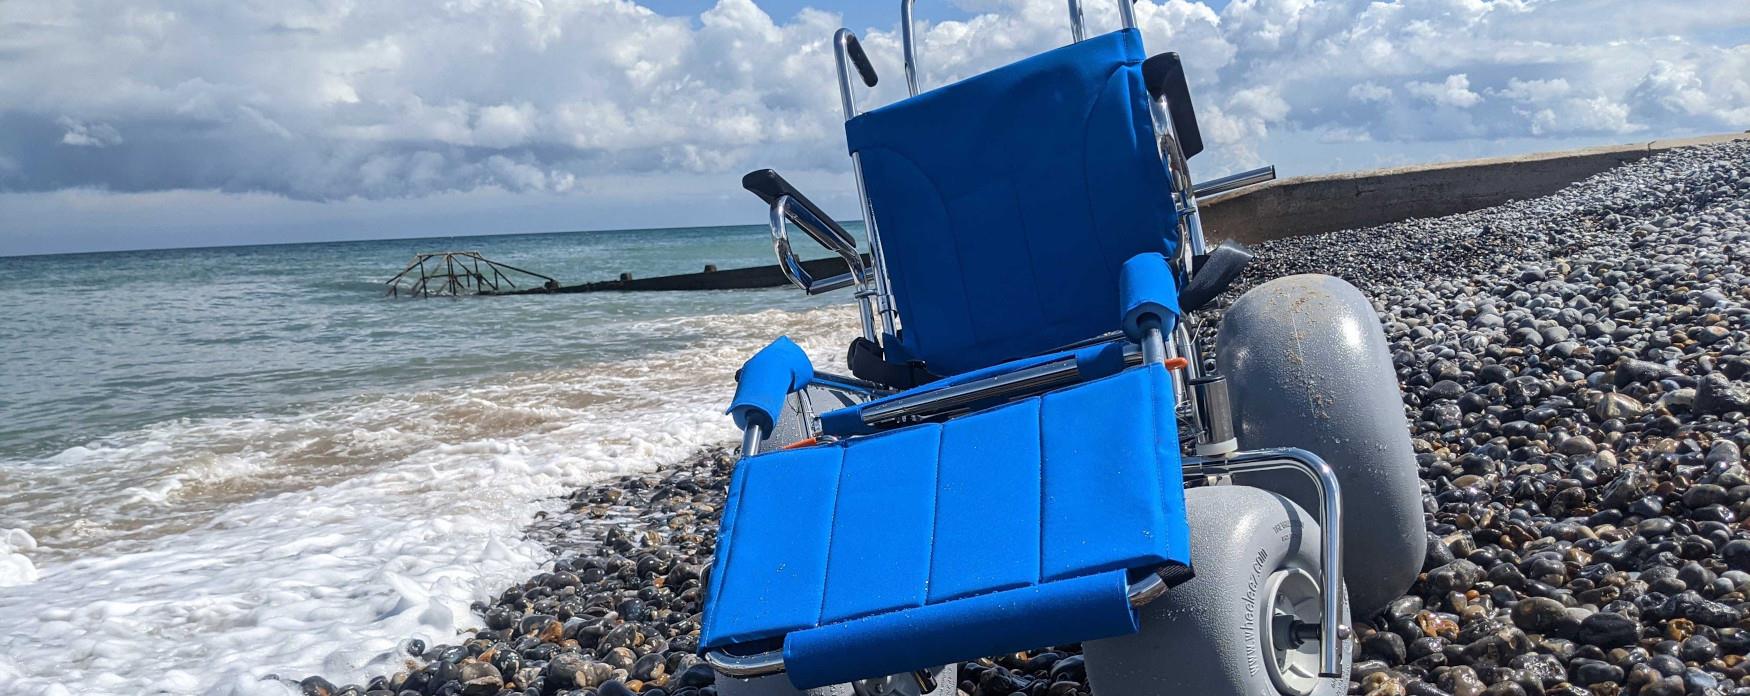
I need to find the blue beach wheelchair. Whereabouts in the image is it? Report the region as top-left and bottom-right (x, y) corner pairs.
(703, 3), (1426, 694)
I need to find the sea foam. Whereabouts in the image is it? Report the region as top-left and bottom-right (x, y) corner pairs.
(0, 306), (854, 695)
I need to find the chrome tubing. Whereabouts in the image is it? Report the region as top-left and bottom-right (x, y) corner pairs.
(902, 0), (920, 96)
(1068, 0), (1086, 41)
(1132, 52), (1214, 450)
(1188, 375), (1237, 456)
(1148, 81), (1207, 426)
(849, 156), (897, 337)
(860, 357), (1081, 425)
(1133, 44), (1204, 275)
(768, 196), (860, 297)
(1172, 322), (1202, 380)
(769, 194), (877, 338)
(706, 649), (786, 679)
(856, 337), (1160, 428)
(832, 29), (865, 121)
(1141, 321), (1167, 366)
(774, 195), (863, 274)
(1192, 165), (1276, 198)
(1150, 96), (1205, 274)
(810, 370), (895, 397)
(740, 424), (765, 459)
(834, 29), (899, 337)
(1186, 448), (1347, 677)
(1066, 0), (1137, 41)
(1126, 572), (1168, 607)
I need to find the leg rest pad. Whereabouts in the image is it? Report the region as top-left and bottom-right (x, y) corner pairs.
(785, 570), (1136, 689)
(702, 364), (1190, 687)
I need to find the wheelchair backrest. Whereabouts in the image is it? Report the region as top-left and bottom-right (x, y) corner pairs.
(846, 29), (1179, 377)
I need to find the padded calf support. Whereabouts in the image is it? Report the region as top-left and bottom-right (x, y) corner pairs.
(727, 336), (814, 432)
(784, 571), (1138, 689)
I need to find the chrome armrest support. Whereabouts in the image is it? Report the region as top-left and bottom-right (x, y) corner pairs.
(739, 424), (765, 459)
(770, 194), (881, 340)
(1185, 448), (1348, 678)
(1140, 320), (1168, 366)
(769, 194), (867, 297)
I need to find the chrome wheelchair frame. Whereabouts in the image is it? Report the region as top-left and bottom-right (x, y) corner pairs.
(719, 0), (1346, 681)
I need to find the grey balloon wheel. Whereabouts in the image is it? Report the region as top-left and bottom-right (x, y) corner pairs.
(1082, 486), (1352, 696)
(1216, 273), (1425, 620)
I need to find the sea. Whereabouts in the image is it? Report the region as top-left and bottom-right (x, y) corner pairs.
(0, 226), (862, 695)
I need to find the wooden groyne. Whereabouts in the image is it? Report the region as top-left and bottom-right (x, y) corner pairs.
(387, 251), (559, 297)
(486, 256), (868, 295)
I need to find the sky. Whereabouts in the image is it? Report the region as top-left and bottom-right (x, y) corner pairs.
(0, 0), (1746, 256)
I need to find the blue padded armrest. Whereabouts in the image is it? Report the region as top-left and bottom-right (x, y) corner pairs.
(1119, 252), (1181, 341)
(726, 336), (814, 432)
(816, 340), (1129, 437)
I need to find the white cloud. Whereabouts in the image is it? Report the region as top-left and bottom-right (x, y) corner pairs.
(1627, 56), (1750, 128)
(56, 118), (123, 147)
(1497, 77), (1570, 103)
(1407, 74), (1483, 109)
(1349, 82), (1393, 103)
(0, 0), (1746, 223)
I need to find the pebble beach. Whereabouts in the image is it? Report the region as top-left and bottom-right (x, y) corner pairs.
(299, 141), (1750, 696)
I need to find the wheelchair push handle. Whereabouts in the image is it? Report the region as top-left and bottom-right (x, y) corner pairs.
(838, 31), (878, 88)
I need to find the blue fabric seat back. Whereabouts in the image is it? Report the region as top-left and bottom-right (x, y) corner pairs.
(846, 29), (1178, 376)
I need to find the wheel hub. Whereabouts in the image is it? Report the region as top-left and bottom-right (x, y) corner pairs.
(1261, 567), (1323, 696)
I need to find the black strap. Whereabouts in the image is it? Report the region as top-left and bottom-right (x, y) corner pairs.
(847, 338), (937, 390)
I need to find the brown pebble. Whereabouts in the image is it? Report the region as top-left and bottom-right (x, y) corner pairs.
(1667, 618), (1696, 640)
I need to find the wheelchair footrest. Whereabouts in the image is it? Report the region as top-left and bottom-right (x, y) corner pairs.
(702, 364), (1192, 688)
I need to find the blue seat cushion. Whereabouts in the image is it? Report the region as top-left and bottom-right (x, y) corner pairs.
(846, 29), (1179, 377)
(701, 364), (1190, 688)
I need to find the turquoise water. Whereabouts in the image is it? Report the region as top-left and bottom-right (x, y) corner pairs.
(0, 225), (844, 459)
(0, 225), (863, 694)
